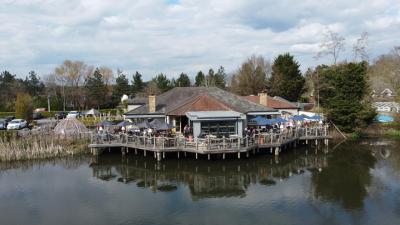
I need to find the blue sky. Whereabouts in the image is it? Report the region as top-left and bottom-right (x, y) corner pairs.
(0, 0), (399, 81)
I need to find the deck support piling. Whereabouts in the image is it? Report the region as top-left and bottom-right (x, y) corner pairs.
(177, 152), (180, 159)
(208, 154), (210, 160)
(144, 150), (146, 157)
(238, 152), (240, 159)
(222, 153), (225, 160)
(246, 152), (249, 158)
(163, 152), (165, 159)
(196, 153), (198, 159)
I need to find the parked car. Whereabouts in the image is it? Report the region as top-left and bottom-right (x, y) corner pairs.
(5, 116), (15, 123)
(0, 119), (7, 130)
(66, 111), (80, 118)
(32, 112), (43, 120)
(7, 119), (28, 130)
(54, 112), (67, 120)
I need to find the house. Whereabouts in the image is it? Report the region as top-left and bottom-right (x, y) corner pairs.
(371, 88), (397, 99)
(372, 102), (400, 113)
(241, 92), (300, 115)
(124, 87), (278, 137)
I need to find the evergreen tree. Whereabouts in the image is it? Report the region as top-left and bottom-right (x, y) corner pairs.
(319, 62), (376, 132)
(24, 71), (45, 96)
(112, 72), (130, 106)
(85, 68), (107, 109)
(132, 71), (145, 96)
(269, 53), (305, 101)
(214, 66), (227, 89)
(175, 73), (191, 87)
(195, 71), (205, 86)
(152, 73), (172, 93)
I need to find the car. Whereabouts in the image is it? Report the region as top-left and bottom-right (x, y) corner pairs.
(66, 111), (80, 119)
(54, 112), (67, 120)
(0, 119), (7, 130)
(32, 112), (43, 120)
(7, 119), (28, 130)
(5, 116), (15, 123)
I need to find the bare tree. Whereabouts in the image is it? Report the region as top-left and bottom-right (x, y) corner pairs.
(315, 28), (345, 65)
(55, 60), (92, 110)
(230, 55), (271, 95)
(353, 32), (369, 62)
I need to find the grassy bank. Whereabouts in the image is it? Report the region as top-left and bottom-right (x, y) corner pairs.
(358, 122), (400, 138)
(0, 133), (90, 162)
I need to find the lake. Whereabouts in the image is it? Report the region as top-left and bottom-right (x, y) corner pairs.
(0, 138), (399, 225)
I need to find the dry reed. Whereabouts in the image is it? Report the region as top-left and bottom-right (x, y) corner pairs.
(0, 132), (90, 162)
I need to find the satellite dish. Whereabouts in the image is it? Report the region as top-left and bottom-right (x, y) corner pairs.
(121, 94), (129, 102)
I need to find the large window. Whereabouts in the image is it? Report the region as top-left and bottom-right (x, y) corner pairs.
(200, 121), (236, 137)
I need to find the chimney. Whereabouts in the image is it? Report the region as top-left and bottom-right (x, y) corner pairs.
(148, 95), (156, 113)
(259, 91), (268, 106)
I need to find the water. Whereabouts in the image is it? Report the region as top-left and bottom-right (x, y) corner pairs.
(0, 139), (400, 225)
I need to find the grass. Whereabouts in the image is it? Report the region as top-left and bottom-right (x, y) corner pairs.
(383, 129), (400, 137)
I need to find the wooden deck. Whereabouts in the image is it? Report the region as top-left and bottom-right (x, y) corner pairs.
(88, 127), (331, 160)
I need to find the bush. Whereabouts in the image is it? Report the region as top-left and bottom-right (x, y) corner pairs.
(15, 93), (33, 121)
(41, 111), (56, 118)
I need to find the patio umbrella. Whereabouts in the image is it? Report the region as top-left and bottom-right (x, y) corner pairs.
(291, 115), (305, 121)
(150, 119), (173, 130)
(309, 115), (323, 121)
(274, 117), (288, 123)
(116, 120), (134, 127)
(137, 120), (151, 129)
(96, 120), (114, 126)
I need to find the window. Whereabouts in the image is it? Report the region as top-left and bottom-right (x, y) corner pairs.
(200, 121), (236, 137)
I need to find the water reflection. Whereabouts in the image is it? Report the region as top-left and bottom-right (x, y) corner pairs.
(90, 149), (329, 200)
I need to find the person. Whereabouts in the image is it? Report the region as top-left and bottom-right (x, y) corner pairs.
(121, 126), (126, 133)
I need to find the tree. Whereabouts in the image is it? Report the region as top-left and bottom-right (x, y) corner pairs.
(132, 71), (145, 96)
(319, 62), (376, 132)
(152, 73), (172, 93)
(214, 66), (227, 89)
(269, 53), (305, 101)
(195, 71), (205, 86)
(23, 71), (45, 96)
(368, 48), (400, 100)
(0, 71), (21, 111)
(15, 93), (33, 121)
(85, 68), (107, 109)
(55, 60), (92, 110)
(112, 72), (130, 106)
(316, 29), (345, 65)
(231, 55), (271, 95)
(353, 32), (369, 62)
(175, 73), (191, 87)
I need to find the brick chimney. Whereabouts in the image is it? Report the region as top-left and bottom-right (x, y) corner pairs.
(148, 95), (156, 113)
(259, 91), (268, 106)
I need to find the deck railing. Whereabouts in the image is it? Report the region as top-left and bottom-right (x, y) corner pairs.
(90, 126), (329, 152)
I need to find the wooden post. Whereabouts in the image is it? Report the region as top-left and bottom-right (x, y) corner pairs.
(237, 152), (240, 159)
(144, 150), (146, 157)
(222, 153), (225, 160)
(177, 151), (180, 159)
(196, 153), (198, 159)
(154, 136), (156, 149)
(163, 152), (165, 159)
(208, 154), (210, 160)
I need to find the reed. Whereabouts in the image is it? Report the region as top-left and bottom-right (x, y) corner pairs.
(0, 133), (90, 162)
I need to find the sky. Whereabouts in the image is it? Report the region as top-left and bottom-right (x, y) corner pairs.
(0, 0), (399, 81)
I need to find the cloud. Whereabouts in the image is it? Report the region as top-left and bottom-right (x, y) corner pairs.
(0, 0), (399, 80)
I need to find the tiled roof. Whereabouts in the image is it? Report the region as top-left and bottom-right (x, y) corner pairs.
(240, 95), (299, 109)
(125, 87), (277, 115)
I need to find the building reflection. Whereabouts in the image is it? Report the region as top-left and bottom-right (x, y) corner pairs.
(90, 149), (329, 200)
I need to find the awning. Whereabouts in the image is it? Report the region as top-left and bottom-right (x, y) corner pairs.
(186, 111), (246, 121)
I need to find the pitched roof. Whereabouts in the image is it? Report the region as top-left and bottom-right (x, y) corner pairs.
(125, 87), (276, 116)
(240, 95), (299, 109)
